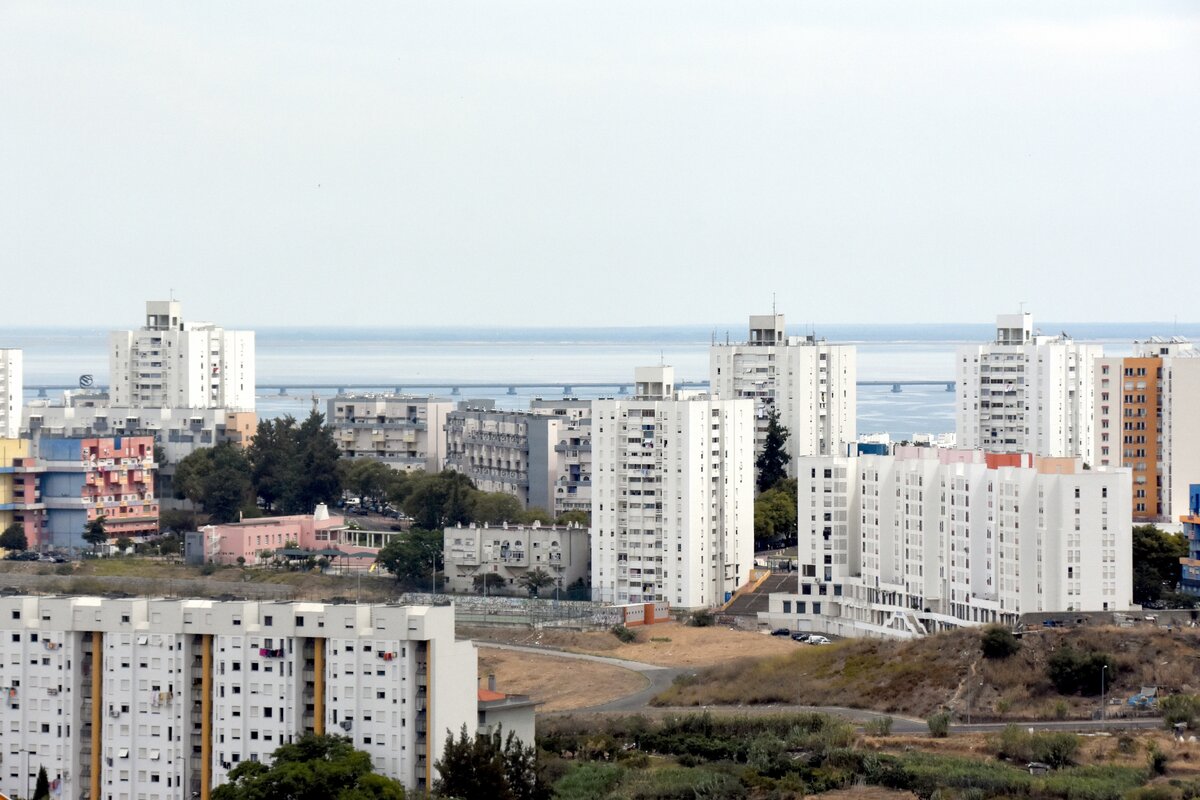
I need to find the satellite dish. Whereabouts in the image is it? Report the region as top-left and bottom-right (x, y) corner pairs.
(79, 375), (94, 388)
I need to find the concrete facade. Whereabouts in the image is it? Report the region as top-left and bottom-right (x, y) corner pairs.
(8, 436), (158, 551)
(956, 313), (1099, 464)
(0, 596), (478, 799)
(328, 394), (453, 473)
(0, 349), (22, 439)
(443, 521), (590, 595)
(764, 447), (1133, 639)
(591, 367), (754, 609)
(194, 506), (351, 565)
(710, 314), (856, 469)
(109, 301), (255, 411)
(1094, 338), (1200, 523)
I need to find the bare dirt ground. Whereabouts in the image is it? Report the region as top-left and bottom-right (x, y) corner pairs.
(478, 647), (645, 712)
(462, 621), (797, 668)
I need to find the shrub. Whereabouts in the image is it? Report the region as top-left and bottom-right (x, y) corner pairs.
(611, 625), (637, 643)
(981, 625), (1022, 659)
(993, 725), (1079, 768)
(689, 610), (715, 627)
(200, 564), (217, 576)
(1047, 646), (1117, 696)
(863, 716), (894, 737)
(1150, 744), (1170, 776)
(1160, 695), (1200, 729)
(926, 712), (951, 738)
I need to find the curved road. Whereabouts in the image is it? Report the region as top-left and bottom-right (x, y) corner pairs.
(477, 642), (1165, 734)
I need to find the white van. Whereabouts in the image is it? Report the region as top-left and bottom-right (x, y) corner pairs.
(808, 635), (831, 645)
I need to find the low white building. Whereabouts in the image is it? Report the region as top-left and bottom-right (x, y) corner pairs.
(591, 367), (754, 609)
(443, 521), (590, 595)
(328, 394), (454, 473)
(764, 446), (1133, 638)
(0, 596), (478, 799)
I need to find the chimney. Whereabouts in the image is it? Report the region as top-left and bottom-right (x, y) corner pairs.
(314, 503), (330, 521)
(488, 673), (496, 692)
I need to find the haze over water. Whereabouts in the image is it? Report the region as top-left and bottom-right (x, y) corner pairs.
(6, 322), (1198, 440)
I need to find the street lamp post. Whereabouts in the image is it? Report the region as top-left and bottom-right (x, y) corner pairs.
(1101, 664), (1108, 725)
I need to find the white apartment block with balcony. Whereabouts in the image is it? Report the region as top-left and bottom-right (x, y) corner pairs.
(328, 394), (454, 473)
(0, 596), (477, 800)
(710, 314), (856, 469)
(0, 348), (22, 439)
(591, 367), (754, 609)
(763, 447), (1132, 639)
(443, 521), (590, 595)
(110, 300), (255, 411)
(956, 313), (1099, 465)
(444, 402), (562, 511)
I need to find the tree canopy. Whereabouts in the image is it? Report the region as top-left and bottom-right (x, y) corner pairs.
(0, 522), (27, 552)
(211, 734), (404, 800)
(517, 567), (556, 597)
(82, 515), (108, 552)
(174, 442), (255, 523)
(1132, 524), (1189, 605)
(754, 483), (797, 551)
(33, 766), (50, 800)
(435, 726), (549, 800)
(247, 412), (345, 515)
(376, 528), (444, 589)
(755, 409), (791, 493)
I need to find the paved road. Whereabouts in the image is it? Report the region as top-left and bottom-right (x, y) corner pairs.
(479, 642), (1166, 733)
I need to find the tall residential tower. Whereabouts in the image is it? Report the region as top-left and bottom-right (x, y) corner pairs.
(109, 301), (255, 411)
(710, 314), (856, 469)
(956, 313), (1099, 464)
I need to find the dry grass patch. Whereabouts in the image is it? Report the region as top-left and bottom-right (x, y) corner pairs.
(477, 647), (644, 712)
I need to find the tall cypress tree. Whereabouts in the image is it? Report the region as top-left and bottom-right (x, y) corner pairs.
(755, 409), (791, 493)
(33, 766), (50, 800)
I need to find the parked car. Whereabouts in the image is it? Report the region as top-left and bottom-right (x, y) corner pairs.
(807, 635), (831, 645)
(6, 551), (40, 562)
(791, 632), (810, 642)
(770, 628), (790, 637)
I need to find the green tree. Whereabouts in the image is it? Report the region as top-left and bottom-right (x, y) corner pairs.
(473, 492), (524, 525)
(517, 567), (555, 598)
(435, 726), (549, 800)
(520, 506), (555, 525)
(980, 625), (1021, 659)
(173, 443), (254, 523)
(292, 411), (344, 513)
(555, 510), (590, 527)
(401, 471), (476, 530)
(211, 734), (404, 800)
(0, 522), (27, 551)
(33, 765), (50, 800)
(248, 416), (299, 513)
(755, 409), (791, 493)
(343, 459), (396, 508)
(376, 529), (444, 588)
(753, 486), (797, 550)
(1047, 647), (1117, 696)
(82, 515), (108, 553)
(1132, 524), (1188, 604)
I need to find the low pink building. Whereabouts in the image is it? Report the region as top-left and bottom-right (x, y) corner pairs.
(199, 505), (354, 565)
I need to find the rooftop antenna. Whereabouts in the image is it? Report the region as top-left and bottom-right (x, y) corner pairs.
(725, 330), (730, 345)
(1018, 300), (1027, 314)
(660, 349), (664, 366)
(772, 291), (777, 316)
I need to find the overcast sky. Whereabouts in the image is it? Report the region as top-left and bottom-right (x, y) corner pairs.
(1, 2), (1196, 328)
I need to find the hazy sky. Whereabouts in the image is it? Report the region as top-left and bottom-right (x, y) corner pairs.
(2, 2), (1197, 327)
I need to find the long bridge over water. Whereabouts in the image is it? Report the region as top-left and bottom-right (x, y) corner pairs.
(27, 379), (955, 397)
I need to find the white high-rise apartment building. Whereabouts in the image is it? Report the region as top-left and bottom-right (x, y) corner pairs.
(110, 301), (256, 411)
(956, 313), (1099, 464)
(710, 314), (856, 469)
(0, 348), (22, 438)
(591, 367), (754, 608)
(0, 596), (477, 799)
(766, 447), (1132, 639)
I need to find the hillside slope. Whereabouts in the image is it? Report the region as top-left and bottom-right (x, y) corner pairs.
(655, 625), (1200, 719)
